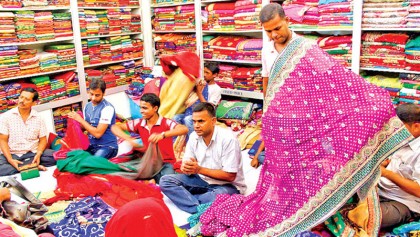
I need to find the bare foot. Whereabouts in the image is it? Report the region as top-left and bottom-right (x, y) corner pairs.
(38, 165), (47, 171)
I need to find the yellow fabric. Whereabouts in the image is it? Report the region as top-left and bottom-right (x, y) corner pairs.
(0, 217), (37, 237)
(174, 224), (188, 237)
(159, 68), (195, 118)
(238, 127), (261, 150)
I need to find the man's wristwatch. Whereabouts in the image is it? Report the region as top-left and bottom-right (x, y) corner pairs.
(161, 132), (166, 138)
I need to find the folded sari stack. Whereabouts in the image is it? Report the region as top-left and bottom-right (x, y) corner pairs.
(236, 38), (262, 61)
(15, 10), (36, 42)
(34, 11), (55, 41)
(405, 35), (420, 71)
(5, 83), (21, 109)
(78, 10), (87, 37)
(203, 35), (216, 59)
(53, 71), (79, 97)
(361, 32), (409, 70)
(37, 51), (59, 72)
(31, 75), (54, 103)
(152, 0), (193, 4)
(18, 49), (39, 75)
(81, 40), (89, 64)
(108, 9), (121, 35)
(85, 69), (103, 88)
(120, 8), (132, 33)
(152, 6), (175, 31)
(362, 72), (402, 104)
(110, 35), (122, 61)
(205, 2), (236, 31)
(232, 67), (262, 91)
(234, 0), (262, 30)
(47, 0), (69, 6)
(154, 33), (196, 56)
(317, 35), (352, 67)
(22, 0), (47, 7)
(283, 3), (319, 29)
(130, 14), (141, 32)
(0, 0), (22, 8)
(362, 0), (409, 28)
(86, 38), (101, 64)
(102, 73), (118, 88)
(78, 0), (117, 8)
(399, 73), (420, 104)
(44, 44), (76, 68)
(99, 39), (112, 62)
(0, 12), (17, 44)
(214, 64), (237, 89)
(96, 10), (109, 35)
(0, 46), (19, 79)
(113, 60), (136, 85)
(0, 84), (7, 113)
(127, 0), (138, 6)
(131, 39), (143, 58)
(407, 0), (420, 27)
(83, 9), (100, 36)
(318, 0), (353, 28)
(53, 105), (70, 137)
(109, 65), (127, 86)
(50, 75), (67, 100)
(174, 4), (195, 30)
(120, 35), (133, 59)
(53, 12), (73, 38)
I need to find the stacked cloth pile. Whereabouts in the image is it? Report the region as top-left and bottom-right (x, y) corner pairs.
(399, 73), (420, 104)
(234, 0), (262, 30)
(31, 75), (54, 104)
(15, 10), (36, 42)
(22, 0), (48, 7)
(0, 84), (7, 113)
(131, 38), (143, 58)
(53, 103), (82, 137)
(362, 72), (402, 104)
(110, 35), (123, 61)
(37, 51), (59, 71)
(86, 38), (101, 64)
(4, 83), (21, 110)
(47, 0), (69, 6)
(81, 40), (89, 64)
(121, 35), (134, 59)
(100, 38), (112, 62)
(407, 0), (420, 27)
(154, 33), (196, 56)
(232, 67), (263, 91)
(204, 2), (236, 31)
(78, 0), (138, 7)
(120, 8), (132, 33)
(0, 0), (22, 8)
(214, 64), (237, 89)
(85, 69), (103, 88)
(18, 49), (39, 75)
(362, 0), (409, 28)
(53, 12), (73, 38)
(318, 0), (353, 28)
(0, 46), (19, 79)
(97, 9), (109, 35)
(152, 0), (194, 5)
(152, 6), (175, 31)
(130, 14), (141, 32)
(206, 35), (262, 61)
(317, 35), (352, 68)
(44, 44), (76, 68)
(108, 60), (135, 86)
(53, 71), (79, 97)
(405, 35), (420, 71)
(360, 32), (409, 70)
(34, 11), (55, 41)
(50, 73), (68, 100)
(174, 4), (195, 30)
(0, 12), (17, 44)
(82, 9), (100, 37)
(108, 9), (122, 35)
(78, 9), (87, 37)
(283, 0), (320, 29)
(102, 73), (118, 88)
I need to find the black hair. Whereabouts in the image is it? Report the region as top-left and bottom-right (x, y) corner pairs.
(259, 3), (286, 24)
(396, 104), (420, 124)
(89, 79), (106, 93)
(140, 93), (160, 108)
(21, 87), (39, 101)
(204, 62), (220, 74)
(192, 102), (216, 117)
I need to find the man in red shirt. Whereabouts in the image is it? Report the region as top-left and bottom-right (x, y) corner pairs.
(112, 93), (188, 183)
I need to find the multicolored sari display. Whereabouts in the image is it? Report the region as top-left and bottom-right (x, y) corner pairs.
(200, 36), (413, 236)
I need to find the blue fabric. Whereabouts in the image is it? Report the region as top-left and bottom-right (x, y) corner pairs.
(128, 97), (142, 119)
(257, 150), (265, 165)
(84, 99), (118, 148)
(153, 162), (175, 184)
(393, 221), (420, 237)
(173, 114), (194, 138)
(160, 174), (239, 214)
(87, 144), (118, 159)
(50, 196), (115, 237)
(295, 231), (322, 237)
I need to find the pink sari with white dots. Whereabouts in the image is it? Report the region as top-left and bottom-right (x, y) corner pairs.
(200, 36), (412, 236)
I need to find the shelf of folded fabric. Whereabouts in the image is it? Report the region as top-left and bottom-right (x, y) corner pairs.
(105, 84), (129, 96)
(77, 6), (140, 9)
(152, 30), (196, 33)
(151, 2), (194, 8)
(0, 37), (74, 47)
(33, 95), (82, 112)
(202, 30), (262, 34)
(0, 6), (70, 11)
(204, 58), (262, 65)
(360, 67), (420, 75)
(221, 88), (263, 100)
(81, 32), (142, 40)
(0, 67), (77, 83)
(361, 28), (420, 32)
(291, 27), (353, 33)
(83, 57), (143, 68)
(201, 0), (233, 4)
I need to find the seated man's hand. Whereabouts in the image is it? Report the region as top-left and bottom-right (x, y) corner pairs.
(128, 138), (143, 148)
(67, 111), (83, 123)
(381, 159), (390, 167)
(10, 159), (23, 171)
(250, 157), (260, 168)
(148, 133), (164, 144)
(181, 157), (200, 175)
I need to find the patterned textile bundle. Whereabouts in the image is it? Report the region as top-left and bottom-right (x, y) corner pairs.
(405, 35), (420, 72)
(154, 33), (196, 56)
(234, 0), (262, 30)
(204, 2), (236, 31)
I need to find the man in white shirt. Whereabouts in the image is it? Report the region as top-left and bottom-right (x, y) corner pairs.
(379, 104), (420, 228)
(160, 102), (246, 214)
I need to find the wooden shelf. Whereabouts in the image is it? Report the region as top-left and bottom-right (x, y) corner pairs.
(360, 67), (420, 75)
(221, 89), (263, 100)
(0, 37), (74, 47)
(0, 67), (76, 83)
(84, 57), (143, 68)
(81, 32), (142, 40)
(204, 58), (262, 65)
(151, 2), (194, 7)
(34, 95), (82, 112)
(105, 84), (129, 95)
(0, 6), (70, 11)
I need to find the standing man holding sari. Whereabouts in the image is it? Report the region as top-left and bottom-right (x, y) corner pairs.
(199, 3), (413, 236)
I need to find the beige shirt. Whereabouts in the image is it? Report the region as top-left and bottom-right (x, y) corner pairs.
(0, 108), (47, 156)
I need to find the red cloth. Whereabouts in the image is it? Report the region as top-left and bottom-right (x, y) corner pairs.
(49, 170), (163, 208)
(0, 223), (20, 237)
(160, 51), (200, 82)
(105, 197), (177, 237)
